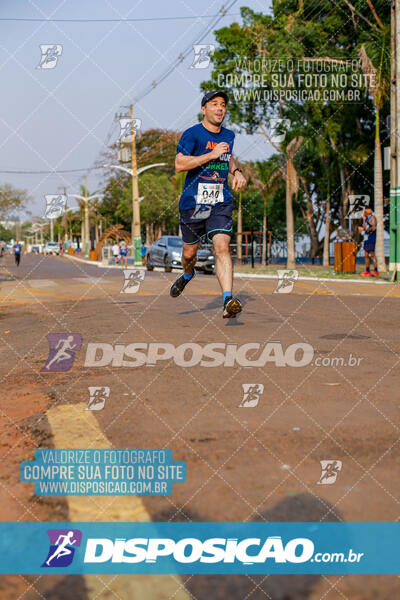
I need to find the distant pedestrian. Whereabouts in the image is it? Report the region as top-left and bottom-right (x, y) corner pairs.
(141, 242), (147, 266)
(13, 241), (22, 266)
(112, 241), (120, 265)
(119, 240), (128, 267)
(359, 208), (378, 277)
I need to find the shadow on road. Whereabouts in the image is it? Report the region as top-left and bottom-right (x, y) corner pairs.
(156, 493), (341, 600)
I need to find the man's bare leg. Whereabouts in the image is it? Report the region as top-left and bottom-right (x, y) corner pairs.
(364, 251), (370, 271)
(170, 242), (198, 298)
(182, 242), (199, 275)
(212, 233), (241, 318)
(212, 233), (232, 293)
(370, 251), (377, 271)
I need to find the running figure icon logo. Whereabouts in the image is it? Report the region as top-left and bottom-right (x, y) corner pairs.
(189, 44), (215, 69)
(119, 118), (141, 142)
(44, 194), (67, 219)
(348, 195), (370, 219)
(87, 386), (110, 411)
(317, 460), (343, 485)
(37, 45), (63, 69)
(42, 334), (82, 372)
(120, 270), (145, 293)
(274, 270), (299, 294)
(239, 384), (264, 408)
(42, 529), (82, 568)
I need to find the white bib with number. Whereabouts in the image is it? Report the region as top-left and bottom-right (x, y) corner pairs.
(195, 182), (224, 206)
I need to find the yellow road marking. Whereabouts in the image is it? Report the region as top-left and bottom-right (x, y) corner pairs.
(46, 403), (190, 600)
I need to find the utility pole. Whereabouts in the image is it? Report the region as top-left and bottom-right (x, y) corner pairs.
(390, 0), (400, 279)
(84, 176), (89, 257)
(130, 104), (141, 264)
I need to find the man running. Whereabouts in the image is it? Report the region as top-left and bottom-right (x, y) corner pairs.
(13, 240), (22, 266)
(359, 208), (378, 277)
(170, 90), (247, 318)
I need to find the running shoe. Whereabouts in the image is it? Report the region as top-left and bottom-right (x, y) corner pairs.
(372, 270), (379, 277)
(360, 270), (371, 277)
(170, 270), (196, 298)
(223, 296), (242, 319)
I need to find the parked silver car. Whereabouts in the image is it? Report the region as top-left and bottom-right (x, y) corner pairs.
(43, 242), (60, 255)
(146, 236), (214, 274)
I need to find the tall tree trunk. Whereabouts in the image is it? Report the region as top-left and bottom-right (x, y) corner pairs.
(338, 163), (348, 228)
(300, 176), (319, 258)
(323, 195), (331, 266)
(262, 200), (267, 266)
(374, 116), (386, 272)
(286, 159), (296, 269)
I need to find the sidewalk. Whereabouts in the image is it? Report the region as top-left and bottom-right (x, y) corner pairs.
(62, 254), (394, 285)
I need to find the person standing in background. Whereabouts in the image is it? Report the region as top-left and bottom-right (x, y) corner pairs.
(141, 242), (147, 266)
(359, 208), (378, 277)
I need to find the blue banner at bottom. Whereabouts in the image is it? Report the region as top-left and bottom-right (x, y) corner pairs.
(0, 522), (398, 574)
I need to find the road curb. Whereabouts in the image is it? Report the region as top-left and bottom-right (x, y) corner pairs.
(62, 255), (393, 285)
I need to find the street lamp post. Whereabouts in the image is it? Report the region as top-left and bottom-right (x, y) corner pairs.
(31, 222), (47, 251)
(68, 192), (103, 257)
(102, 162), (166, 265)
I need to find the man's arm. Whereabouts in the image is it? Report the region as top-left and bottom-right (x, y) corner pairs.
(228, 157), (247, 192)
(175, 142), (229, 172)
(363, 216), (376, 233)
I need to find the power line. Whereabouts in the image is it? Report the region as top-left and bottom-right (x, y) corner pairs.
(0, 167), (101, 174)
(0, 13), (239, 23)
(133, 1), (238, 104)
(2, 3), (240, 176)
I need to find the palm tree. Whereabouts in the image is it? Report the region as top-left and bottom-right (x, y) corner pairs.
(285, 137), (303, 268)
(358, 5), (390, 272)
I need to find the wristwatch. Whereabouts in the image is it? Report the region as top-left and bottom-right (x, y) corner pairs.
(232, 167), (242, 176)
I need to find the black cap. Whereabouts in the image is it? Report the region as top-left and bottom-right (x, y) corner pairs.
(201, 90), (228, 107)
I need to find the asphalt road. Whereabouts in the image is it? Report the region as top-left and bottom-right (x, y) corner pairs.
(1, 253), (399, 599)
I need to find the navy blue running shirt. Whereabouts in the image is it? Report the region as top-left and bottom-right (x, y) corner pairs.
(176, 123), (235, 210)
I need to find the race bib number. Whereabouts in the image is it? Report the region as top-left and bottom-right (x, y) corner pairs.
(196, 183), (224, 206)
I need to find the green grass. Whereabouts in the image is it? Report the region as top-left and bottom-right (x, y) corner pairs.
(234, 263), (391, 281)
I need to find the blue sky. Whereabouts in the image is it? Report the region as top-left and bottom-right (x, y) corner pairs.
(0, 0), (273, 218)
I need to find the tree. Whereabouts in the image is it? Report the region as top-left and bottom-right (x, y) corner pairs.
(358, 20), (390, 271)
(201, 2), (389, 266)
(0, 183), (29, 221)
